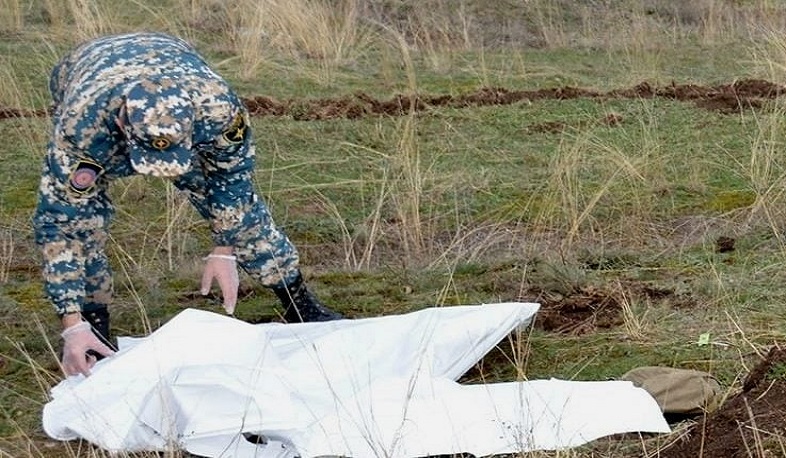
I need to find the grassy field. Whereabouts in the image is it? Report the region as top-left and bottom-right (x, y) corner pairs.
(2, 0), (786, 456)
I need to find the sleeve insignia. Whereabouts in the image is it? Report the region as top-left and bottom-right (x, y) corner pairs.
(222, 113), (247, 144)
(68, 158), (104, 197)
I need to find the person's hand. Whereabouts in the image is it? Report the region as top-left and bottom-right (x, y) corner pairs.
(61, 321), (116, 377)
(201, 249), (239, 314)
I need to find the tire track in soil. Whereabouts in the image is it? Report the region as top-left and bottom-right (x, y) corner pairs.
(1, 78), (783, 122)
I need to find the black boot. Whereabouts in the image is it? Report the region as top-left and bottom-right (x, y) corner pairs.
(272, 273), (343, 323)
(81, 308), (117, 353)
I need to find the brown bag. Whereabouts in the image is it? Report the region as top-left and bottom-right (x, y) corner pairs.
(620, 366), (723, 416)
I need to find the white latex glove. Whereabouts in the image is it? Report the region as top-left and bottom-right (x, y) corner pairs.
(61, 321), (116, 377)
(201, 253), (239, 314)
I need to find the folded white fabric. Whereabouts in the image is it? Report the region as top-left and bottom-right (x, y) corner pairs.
(42, 303), (670, 457)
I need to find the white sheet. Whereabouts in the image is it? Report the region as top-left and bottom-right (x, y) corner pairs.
(42, 303), (670, 457)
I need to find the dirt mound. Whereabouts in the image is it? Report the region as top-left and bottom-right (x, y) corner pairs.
(530, 281), (692, 335)
(2, 79), (784, 122)
(0, 106), (48, 120)
(658, 344), (786, 458)
(243, 79), (783, 120)
(534, 285), (625, 334)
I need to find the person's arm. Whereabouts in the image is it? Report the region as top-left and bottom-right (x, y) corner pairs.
(61, 312), (82, 328)
(201, 111), (261, 248)
(34, 150), (95, 318)
(188, 108), (257, 313)
(200, 245), (239, 313)
(33, 145), (115, 375)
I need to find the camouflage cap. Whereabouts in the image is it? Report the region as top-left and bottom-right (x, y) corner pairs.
(124, 77), (194, 177)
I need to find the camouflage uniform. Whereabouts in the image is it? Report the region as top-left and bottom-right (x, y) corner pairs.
(34, 32), (301, 318)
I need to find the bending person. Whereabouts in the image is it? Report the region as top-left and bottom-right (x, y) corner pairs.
(34, 32), (343, 377)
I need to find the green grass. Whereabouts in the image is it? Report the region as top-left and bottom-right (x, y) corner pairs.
(3, 1), (786, 457)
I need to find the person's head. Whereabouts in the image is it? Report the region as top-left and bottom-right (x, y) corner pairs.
(118, 77), (194, 177)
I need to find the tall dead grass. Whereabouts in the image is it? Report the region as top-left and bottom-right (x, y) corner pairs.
(194, 0), (376, 81)
(0, 0), (23, 32)
(533, 122), (656, 255)
(4, 0), (786, 87)
(41, 0), (109, 41)
(727, 104), (786, 252)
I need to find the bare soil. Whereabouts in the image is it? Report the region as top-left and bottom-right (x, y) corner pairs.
(1, 79), (783, 121)
(241, 79), (784, 120)
(528, 280), (694, 335)
(656, 345), (786, 458)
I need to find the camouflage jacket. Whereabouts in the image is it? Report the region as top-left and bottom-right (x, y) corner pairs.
(33, 33), (259, 316)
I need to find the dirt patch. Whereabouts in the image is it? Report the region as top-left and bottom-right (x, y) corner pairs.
(3, 79), (784, 122)
(533, 285), (625, 334)
(0, 106), (48, 120)
(657, 345), (786, 458)
(715, 235), (736, 253)
(243, 79), (782, 120)
(527, 281), (694, 335)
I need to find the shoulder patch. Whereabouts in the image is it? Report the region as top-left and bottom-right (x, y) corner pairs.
(222, 113), (247, 144)
(68, 159), (104, 197)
